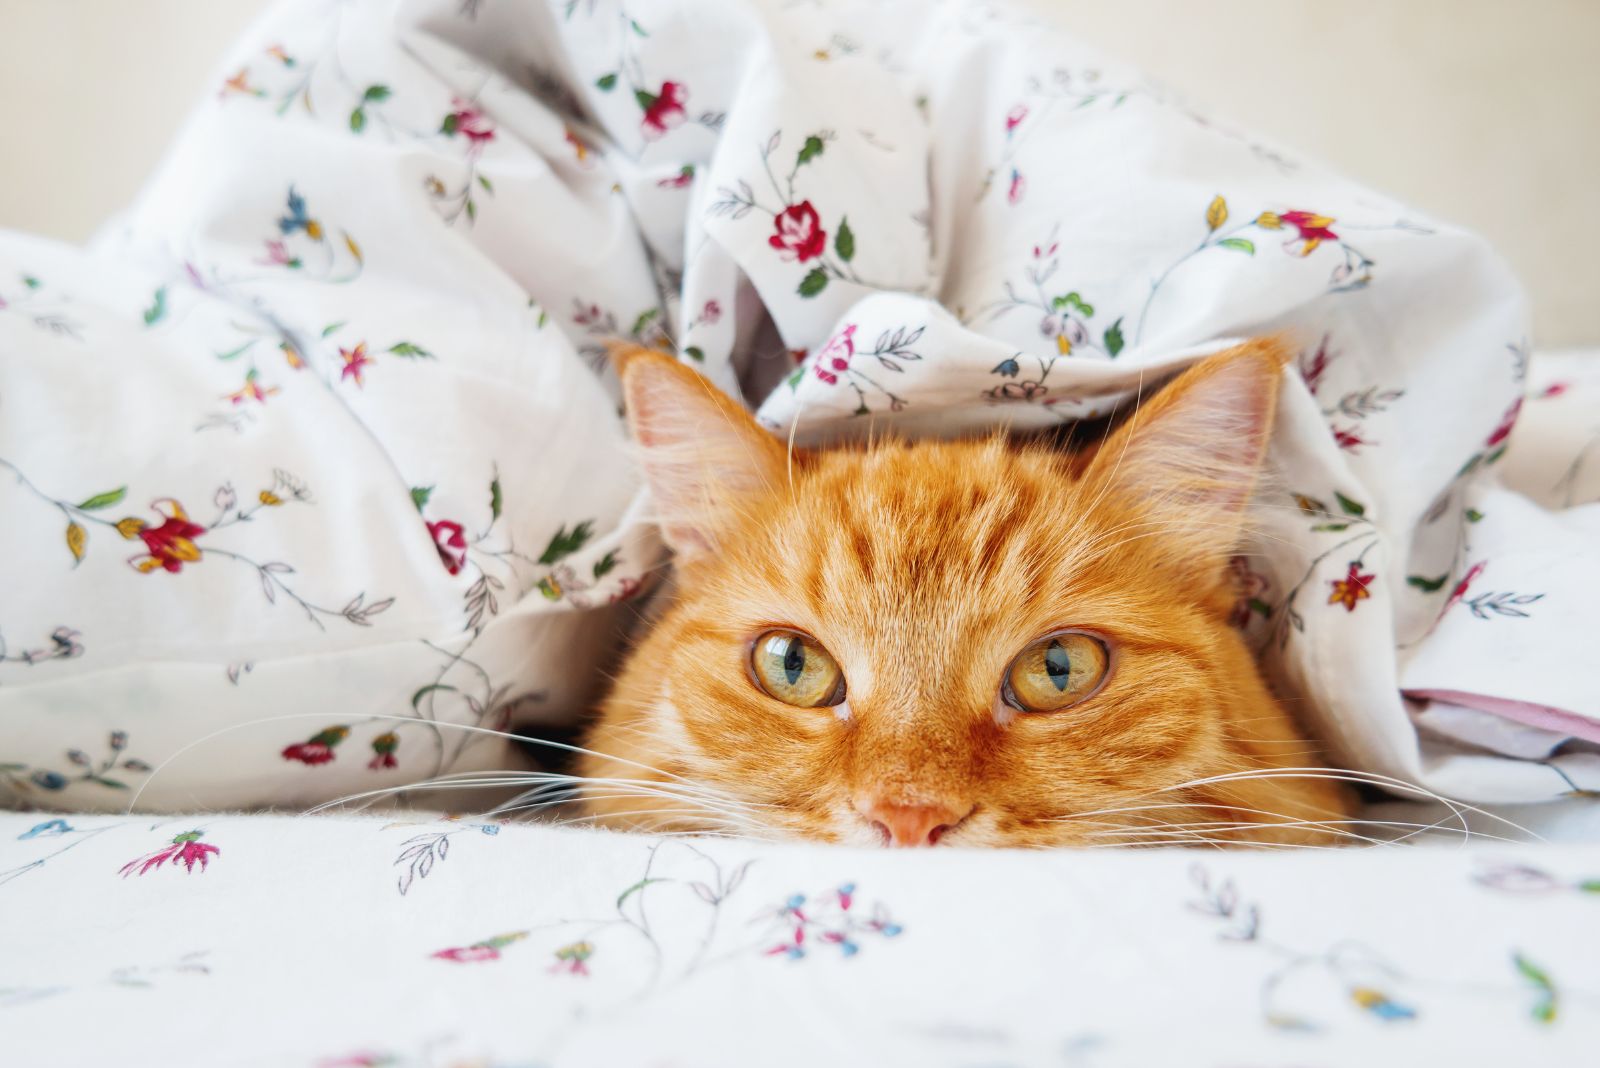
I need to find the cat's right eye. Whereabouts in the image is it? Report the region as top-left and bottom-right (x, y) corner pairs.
(1003, 631), (1110, 713)
(748, 629), (846, 708)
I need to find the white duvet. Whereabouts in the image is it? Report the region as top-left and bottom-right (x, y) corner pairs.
(1, 0), (1599, 814)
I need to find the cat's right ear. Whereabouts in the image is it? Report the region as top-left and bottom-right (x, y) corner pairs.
(615, 343), (788, 563)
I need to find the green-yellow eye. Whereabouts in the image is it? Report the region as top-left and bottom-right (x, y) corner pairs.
(749, 630), (845, 708)
(1003, 632), (1110, 713)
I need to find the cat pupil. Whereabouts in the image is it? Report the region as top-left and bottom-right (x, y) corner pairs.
(781, 638), (805, 685)
(1044, 640), (1071, 691)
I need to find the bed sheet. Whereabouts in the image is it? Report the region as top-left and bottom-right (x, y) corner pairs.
(3, 810), (1598, 1066)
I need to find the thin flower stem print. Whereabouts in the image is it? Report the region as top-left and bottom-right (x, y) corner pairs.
(0, 625), (82, 671)
(784, 322), (926, 415)
(0, 459), (394, 631)
(0, 271), (83, 340)
(392, 819), (502, 896)
(978, 223), (1124, 359)
(1134, 196), (1429, 344)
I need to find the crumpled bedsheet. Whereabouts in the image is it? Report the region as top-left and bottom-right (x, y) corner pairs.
(2, 0), (1599, 812)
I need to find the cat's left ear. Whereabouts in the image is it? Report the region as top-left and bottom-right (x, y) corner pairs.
(1082, 338), (1285, 559)
(615, 343), (788, 564)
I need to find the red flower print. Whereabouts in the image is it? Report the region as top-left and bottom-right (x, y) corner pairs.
(1486, 397), (1522, 448)
(812, 323), (857, 385)
(282, 725), (350, 765)
(564, 126), (592, 165)
(1005, 104), (1028, 134)
(1300, 335), (1332, 395)
(368, 731), (399, 770)
(119, 830), (220, 877)
(339, 342), (374, 387)
(1258, 210), (1337, 256)
(1327, 560), (1375, 612)
(129, 499), (205, 574)
(1332, 425), (1372, 453)
(443, 99), (495, 153)
(769, 201), (826, 263)
(639, 81), (688, 140)
(428, 519), (469, 575)
(609, 576), (642, 604)
(1540, 382), (1569, 398)
(1445, 561), (1487, 614)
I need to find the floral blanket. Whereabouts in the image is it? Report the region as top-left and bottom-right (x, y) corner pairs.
(2, 0), (1600, 813)
(3, 811), (1598, 1066)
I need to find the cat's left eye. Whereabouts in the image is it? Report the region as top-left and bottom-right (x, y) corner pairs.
(749, 629), (846, 708)
(1003, 632), (1110, 713)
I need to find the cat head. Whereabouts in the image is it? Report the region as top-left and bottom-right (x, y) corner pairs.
(579, 340), (1351, 847)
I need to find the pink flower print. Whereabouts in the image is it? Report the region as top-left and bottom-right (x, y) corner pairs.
(339, 342), (374, 387)
(550, 940), (594, 976)
(433, 945), (501, 963)
(700, 298), (722, 325)
(1540, 382), (1569, 399)
(427, 519), (468, 575)
(221, 69), (264, 99)
(259, 239), (298, 268)
(639, 81), (688, 140)
(368, 731), (399, 771)
(769, 201), (826, 263)
(433, 931), (526, 963)
(119, 830), (220, 877)
(1005, 104), (1028, 135)
(225, 370), (279, 406)
(282, 726), (350, 765)
(1486, 397), (1522, 448)
(1007, 168), (1026, 205)
(657, 164), (695, 189)
(812, 323), (857, 385)
(442, 99), (495, 154)
(609, 576), (642, 604)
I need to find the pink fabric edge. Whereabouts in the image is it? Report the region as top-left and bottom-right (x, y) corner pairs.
(1404, 688), (1600, 746)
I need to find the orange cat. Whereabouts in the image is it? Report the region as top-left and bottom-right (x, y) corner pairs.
(578, 339), (1354, 847)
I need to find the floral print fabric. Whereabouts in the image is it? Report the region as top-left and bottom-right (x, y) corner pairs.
(1, 0), (1598, 809)
(2, 812), (1597, 1065)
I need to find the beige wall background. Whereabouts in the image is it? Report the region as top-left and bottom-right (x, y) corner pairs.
(0, 0), (1594, 345)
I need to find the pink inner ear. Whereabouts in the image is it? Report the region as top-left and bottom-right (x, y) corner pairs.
(1101, 347), (1281, 519)
(621, 357), (788, 560)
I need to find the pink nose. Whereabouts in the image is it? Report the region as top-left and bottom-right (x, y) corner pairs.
(857, 799), (969, 847)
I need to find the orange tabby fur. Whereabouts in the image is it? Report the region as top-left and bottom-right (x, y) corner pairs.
(578, 339), (1354, 847)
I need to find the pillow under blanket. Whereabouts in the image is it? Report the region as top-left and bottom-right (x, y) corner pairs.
(2, 0), (1596, 812)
